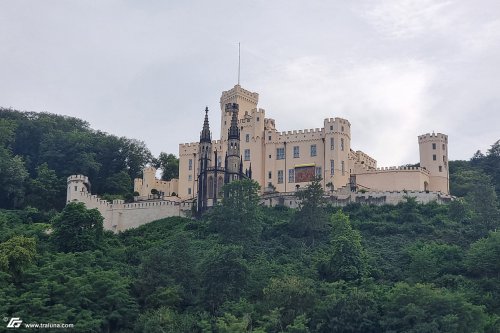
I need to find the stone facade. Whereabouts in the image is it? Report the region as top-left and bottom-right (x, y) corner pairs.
(176, 84), (449, 200)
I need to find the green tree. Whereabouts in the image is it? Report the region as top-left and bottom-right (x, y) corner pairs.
(0, 236), (36, 282)
(289, 178), (329, 244)
(51, 202), (104, 252)
(25, 163), (64, 210)
(263, 276), (315, 329)
(319, 211), (367, 281)
(200, 245), (248, 312)
(466, 231), (500, 279)
(406, 242), (463, 282)
(207, 179), (262, 243)
(381, 283), (487, 333)
(0, 147), (29, 208)
(153, 152), (179, 181)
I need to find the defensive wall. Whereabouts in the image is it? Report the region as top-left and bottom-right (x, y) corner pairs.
(67, 175), (192, 232)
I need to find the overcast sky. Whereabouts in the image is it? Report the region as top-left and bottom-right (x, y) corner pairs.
(1, 0), (499, 166)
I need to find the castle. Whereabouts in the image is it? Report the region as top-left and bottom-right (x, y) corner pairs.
(67, 84), (451, 232)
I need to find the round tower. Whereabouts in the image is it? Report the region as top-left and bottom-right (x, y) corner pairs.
(67, 175), (90, 203)
(323, 117), (351, 190)
(142, 166), (157, 196)
(418, 133), (449, 194)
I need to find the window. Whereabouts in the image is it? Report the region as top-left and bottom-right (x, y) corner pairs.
(188, 159), (193, 171)
(268, 136), (271, 141)
(433, 154), (437, 161)
(330, 125), (333, 130)
(442, 144), (445, 150)
(188, 188), (192, 195)
(188, 175), (192, 181)
(269, 154), (272, 159)
(276, 147), (285, 160)
(341, 138), (344, 151)
(310, 144), (317, 157)
(330, 159), (335, 175)
(217, 156), (222, 167)
(330, 137), (334, 150)
(439, 166), (443, 172)
(74, 186), (78, 191)
(257, 117), (259, 121)
(432, 143), (436, 150)
(341, 126), (344, 132)
(341, 161), (345, 175)
(289, 169), (295, 183)
(246, 134), (250, 142)
(244, 149), (250, 161)
(268, 171), (272, 179)
(277, 170), (283, 184)
(315, 166), (322, 178)
(293, 146), (300, 158)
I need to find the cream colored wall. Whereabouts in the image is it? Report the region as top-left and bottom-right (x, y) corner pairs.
(68, 175), (190, 232)
(355, 167), (430, 192)
(419, 133), (449, 194)
(133, 167), (179, 197)
(178, 142), (199, 199)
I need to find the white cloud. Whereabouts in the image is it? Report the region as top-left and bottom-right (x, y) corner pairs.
(257, 57), (435, 166)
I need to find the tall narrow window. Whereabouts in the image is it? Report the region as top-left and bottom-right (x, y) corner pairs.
(310, 144), (317, 157)
(315, 166), (322, 178)
(188, 188), (192, 195)
(439, 166), (443, 172)
(341, 161), (345, 175)
(330, 137), (334, 150)
(293, 146), (300, 158)
(188, 175), (192, 181)
(188, 159), (193, 171)
(288, 169), (295, 183)
(433, 154), (437, 161)
(276, 147), (285, 160)
(432, 143), (436, 150)
(217, 156), (222, 167)
(277, 170), (284, 184)
(341, 138), (344, 151)
(244, 149), (250, 161)
(268, 171), (272, 179)
(330, 159), (335, 175)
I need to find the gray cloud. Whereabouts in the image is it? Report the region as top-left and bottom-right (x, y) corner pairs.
(1, 0), (499, 166)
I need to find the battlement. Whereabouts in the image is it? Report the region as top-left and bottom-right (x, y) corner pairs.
(67, 175), (89, 183)
(278, 127), (324, 137)
(220, 84), (259, 104)
(324, 117), (351, 126)
(418, 132), (448, 143)
(355, 165), (430, 175)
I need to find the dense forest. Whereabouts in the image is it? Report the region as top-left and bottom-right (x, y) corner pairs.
(1, 108), (500, 332)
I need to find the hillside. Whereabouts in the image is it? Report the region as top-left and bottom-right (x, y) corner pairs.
(1, 108), (500, 332)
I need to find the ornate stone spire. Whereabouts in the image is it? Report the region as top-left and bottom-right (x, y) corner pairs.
(227, 103), (240, 140)
(200, 106), (211, 143)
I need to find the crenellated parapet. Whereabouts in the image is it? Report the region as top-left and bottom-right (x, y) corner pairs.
(418, 132), (448, 143)
(355, 164), (430, 175)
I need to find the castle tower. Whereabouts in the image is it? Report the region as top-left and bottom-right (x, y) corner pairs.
(220, 85), (258, 142)
(197, 107), (213, 213)
(225, 103), (242, 183)
(67, 175), (90, 203)
(418, 133), (449, 194)
(323, 118), (352, 190)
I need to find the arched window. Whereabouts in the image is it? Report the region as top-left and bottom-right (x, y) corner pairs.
(218, 176), (224, 195)
(208, 176), (214, 198)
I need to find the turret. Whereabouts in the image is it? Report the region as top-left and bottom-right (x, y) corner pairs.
(418, 133), (449, 194)
(67, 175), (90, 203)
(225, 103), (241, 182)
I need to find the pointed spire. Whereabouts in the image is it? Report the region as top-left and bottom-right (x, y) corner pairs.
(227, 103), (240, 140)
(200, 106), (211, 143)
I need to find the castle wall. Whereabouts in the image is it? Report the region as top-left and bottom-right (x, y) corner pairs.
(68, 176), (191, 232)
(134, 167), (179, 197)
(354, 166), (430, 192)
